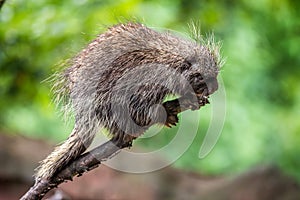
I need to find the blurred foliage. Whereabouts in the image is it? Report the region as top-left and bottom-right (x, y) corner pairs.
(1, 0), (300, 180)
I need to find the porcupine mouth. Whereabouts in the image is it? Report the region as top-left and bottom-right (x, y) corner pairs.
(195, 85), (210, 106)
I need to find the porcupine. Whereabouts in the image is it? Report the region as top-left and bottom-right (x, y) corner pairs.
(35, 22), (222, 181)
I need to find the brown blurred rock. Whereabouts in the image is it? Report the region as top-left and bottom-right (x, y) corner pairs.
(0, 133), (53, 181)
(0, 133), (299, 200)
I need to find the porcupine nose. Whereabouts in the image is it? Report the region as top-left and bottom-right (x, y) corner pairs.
(205, 77), (218, 94)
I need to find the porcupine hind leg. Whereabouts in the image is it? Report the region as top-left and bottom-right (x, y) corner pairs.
(111, 128), (137, 149)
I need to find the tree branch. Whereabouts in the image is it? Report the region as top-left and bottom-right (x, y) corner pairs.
(20, 140), (121, 200)
(20, 95), (207, 200)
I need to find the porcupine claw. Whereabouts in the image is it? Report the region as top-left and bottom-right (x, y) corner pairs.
(202, 95), (210, 104)
(164, 109), (179, 127)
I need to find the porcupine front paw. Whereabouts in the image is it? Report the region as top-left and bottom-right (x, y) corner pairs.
(162, 100), (180, 127)
(165, 112), (179, 127)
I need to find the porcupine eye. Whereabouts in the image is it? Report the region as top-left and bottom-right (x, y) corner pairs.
(179, 61), (192, 73)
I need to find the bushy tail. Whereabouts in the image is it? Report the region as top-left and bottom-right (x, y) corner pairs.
(35, 127), (96, 180)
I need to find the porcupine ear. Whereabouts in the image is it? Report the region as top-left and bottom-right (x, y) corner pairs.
(187, 20), (225, 69)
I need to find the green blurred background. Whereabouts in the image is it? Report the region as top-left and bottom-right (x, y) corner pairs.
(0, 0), (299, 181)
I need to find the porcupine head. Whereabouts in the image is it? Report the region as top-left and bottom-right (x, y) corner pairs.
(35, 22), (223, 181)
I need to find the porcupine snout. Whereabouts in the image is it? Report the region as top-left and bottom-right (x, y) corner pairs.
(205, 77), (218, 95)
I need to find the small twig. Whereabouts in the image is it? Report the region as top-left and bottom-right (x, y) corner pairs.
(20, 96), (206, 200)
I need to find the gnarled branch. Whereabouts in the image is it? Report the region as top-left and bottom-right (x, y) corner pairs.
(20, 140), (121, 200)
